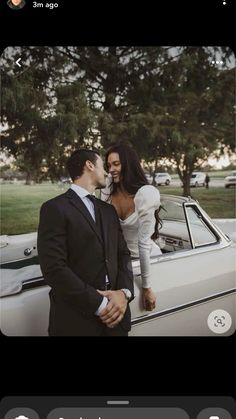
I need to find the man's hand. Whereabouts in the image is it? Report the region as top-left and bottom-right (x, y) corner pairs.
(97, 289), (128, 328)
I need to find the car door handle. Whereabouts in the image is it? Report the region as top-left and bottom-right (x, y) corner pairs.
(165, 238), (175, 244)
(24, 247), (34, 256)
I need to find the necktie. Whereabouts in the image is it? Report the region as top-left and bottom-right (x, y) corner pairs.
(87, 195), (110, 289)
(87, 195), (100, 227)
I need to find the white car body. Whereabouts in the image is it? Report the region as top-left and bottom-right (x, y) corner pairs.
(155, 173), (171, 186)
(224, 170), (236, 188)
(190, 172), (206, 187)
(146, 173), (171, 186)
(1, 195), (235, 336)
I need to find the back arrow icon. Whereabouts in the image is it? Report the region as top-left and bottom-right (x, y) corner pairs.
(16, 58), (22, 67)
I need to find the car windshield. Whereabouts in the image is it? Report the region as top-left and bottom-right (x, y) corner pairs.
(191, 174), (197, 178)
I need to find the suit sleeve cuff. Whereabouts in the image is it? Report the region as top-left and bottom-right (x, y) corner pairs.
(95, 296), (108, 315)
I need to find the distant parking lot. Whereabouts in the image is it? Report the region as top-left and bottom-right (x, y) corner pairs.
(170, 178), (225, 188)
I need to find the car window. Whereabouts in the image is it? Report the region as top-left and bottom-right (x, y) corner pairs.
(157, 199), (191, 252)
(185, 206), (218, 247)
(160, 200), (186, 222)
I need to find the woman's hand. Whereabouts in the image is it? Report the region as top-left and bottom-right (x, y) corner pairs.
(142, 287), (156, 311)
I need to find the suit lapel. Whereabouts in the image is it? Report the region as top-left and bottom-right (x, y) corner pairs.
(66, 189), (103, 245)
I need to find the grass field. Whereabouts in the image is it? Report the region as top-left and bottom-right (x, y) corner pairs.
(1, 183), (68, 235)
(159, 186), (236, 219)
(171, 170), (235, 179)
(1, 182), (235, 235)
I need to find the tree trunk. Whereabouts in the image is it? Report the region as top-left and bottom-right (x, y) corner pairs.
(152, 158), (158, 186)
(182, 179), (191, 197)
(177, 167), (192, 197)
(25, 172), (32, 185)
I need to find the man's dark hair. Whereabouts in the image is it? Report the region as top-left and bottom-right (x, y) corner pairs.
(67, 148), (100, 181)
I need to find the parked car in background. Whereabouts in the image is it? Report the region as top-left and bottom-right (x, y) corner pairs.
(190, 172), (206, 187)
(224, 170), (236, 188)
(155, 173), (171, 186)
(146, 173), (171, 186)
(1, 194), (235, 336)
(60, 177), (72, 184)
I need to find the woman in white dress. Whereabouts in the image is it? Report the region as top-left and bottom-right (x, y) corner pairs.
(102, 143), (162, 311)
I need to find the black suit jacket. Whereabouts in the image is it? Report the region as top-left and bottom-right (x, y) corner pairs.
(37, 188), (134, 336)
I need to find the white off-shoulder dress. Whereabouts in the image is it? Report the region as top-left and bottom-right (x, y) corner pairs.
(101, 184), (162, 288)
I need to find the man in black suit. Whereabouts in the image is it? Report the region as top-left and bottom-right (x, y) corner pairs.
(37, 149), (134, 336)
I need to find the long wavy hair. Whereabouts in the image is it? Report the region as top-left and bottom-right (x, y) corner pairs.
(105, 143), (162, 240)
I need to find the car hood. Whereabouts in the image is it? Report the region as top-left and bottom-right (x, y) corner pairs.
(212, 218), (236, 242)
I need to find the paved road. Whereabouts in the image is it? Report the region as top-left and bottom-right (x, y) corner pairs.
(170, 179), (226, 188)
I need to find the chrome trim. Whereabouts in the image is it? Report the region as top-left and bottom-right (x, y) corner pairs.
(194, 202), (227, 242)
(183, 203), (195, 249)
(205, 214), (231, 243)
(186, 203), (220, 247)
(22, 276), (44, 285)
(139, 240), (233, 266)
(21, 276), (45, 291)
(131, 288), (236, 325)
(131, 244), (232, 270)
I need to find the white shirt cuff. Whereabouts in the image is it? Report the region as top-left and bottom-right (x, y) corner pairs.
(95, 296), (108, 315)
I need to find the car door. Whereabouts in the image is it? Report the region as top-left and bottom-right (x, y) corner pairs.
(0, 233), (50, 336)
(129, 196), (236, 336)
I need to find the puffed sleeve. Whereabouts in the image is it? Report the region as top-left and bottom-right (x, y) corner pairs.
(134, 185), (161, 288)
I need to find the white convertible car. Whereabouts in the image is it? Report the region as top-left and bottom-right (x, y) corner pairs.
(1, 195), (235, 336)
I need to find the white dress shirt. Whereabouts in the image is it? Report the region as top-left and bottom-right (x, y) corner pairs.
(70, 184), (108, 315)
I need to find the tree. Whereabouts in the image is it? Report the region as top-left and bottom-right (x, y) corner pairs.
(112, 47), (235, 196)
(1, 46), (234, 191)
(159, 47), (235, 195)
(1, 54), (95, 182)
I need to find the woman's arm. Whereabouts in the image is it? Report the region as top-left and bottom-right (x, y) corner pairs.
(134, 185), (161, 288)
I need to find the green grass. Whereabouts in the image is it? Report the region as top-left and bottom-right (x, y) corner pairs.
(171, 170), (235, 179)
(1, 182), (69, 235)
(0, 182), (235, 235)
(159, 186), (236, 218)
(206, 170), (235, 178)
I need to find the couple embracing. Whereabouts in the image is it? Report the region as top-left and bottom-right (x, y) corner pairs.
(37, 144), (162, 336)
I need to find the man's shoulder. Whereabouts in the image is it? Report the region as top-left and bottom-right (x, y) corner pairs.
(98, 198), (118, 217)
(41, 191), (69, 208)
(98, 198), (114, 210)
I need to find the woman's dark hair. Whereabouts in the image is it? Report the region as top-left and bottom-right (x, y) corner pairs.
(67, 148), (100, 181)
(151, 206), (165, 241)
(105, 143), (148, 195)
(105, 143), (162, 241)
